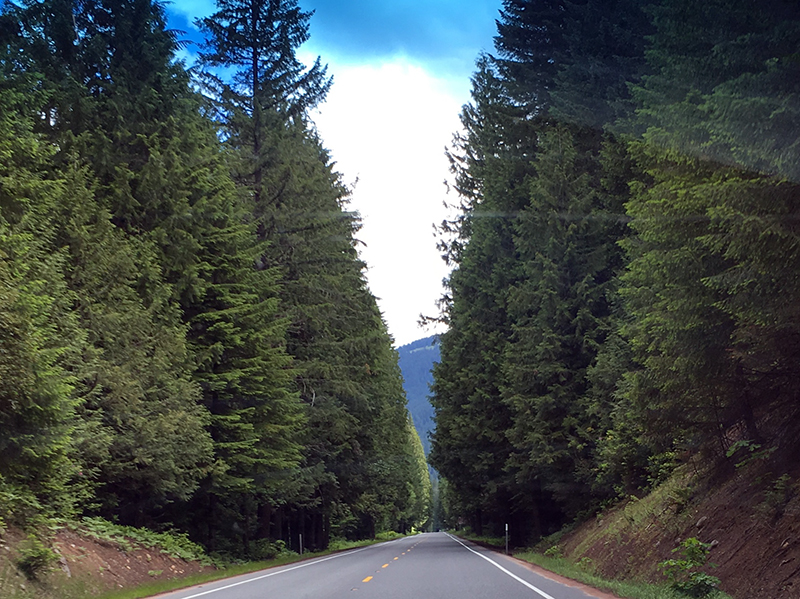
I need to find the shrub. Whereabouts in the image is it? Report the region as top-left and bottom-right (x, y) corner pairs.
(16, 534), (57, 580)
(659, 537), (720, 597)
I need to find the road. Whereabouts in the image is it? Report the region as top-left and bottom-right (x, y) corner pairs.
(157, 532), (609, 599)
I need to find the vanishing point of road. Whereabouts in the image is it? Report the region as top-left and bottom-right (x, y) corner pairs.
(156, 532), (612, 599)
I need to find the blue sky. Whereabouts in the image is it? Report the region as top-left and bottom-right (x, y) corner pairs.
(168, 0), (500, 74)
(167, 0), (503, 346)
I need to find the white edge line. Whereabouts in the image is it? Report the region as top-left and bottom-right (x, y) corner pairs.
(175, 541), (395, 599)
(445, 532), (557, 599)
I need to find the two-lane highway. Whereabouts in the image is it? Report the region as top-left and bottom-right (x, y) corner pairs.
(157, 533), (606, 599)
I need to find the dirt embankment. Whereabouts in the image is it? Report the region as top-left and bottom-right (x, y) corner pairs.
(0, 526), (215, 598)
(548, 459), (800, 599)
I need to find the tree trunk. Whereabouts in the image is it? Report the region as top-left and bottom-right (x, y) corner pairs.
(258, 501), (272, 539)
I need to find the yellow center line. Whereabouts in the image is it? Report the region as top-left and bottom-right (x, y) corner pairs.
(394, 557), (399, 560)
(382, 563), (389, 568)
(362, 576), (373, 583)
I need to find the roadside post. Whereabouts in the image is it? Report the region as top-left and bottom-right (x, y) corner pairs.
(505, 523), (509, 555)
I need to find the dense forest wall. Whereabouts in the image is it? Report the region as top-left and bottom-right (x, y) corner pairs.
(430, 0), (800, 545)
(0, 0), (430, 558)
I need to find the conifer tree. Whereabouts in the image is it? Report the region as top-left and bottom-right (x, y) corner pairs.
(0, 76), (86, 520)
(197, 0), (416, 549)
(622, 0), (800, 454)
(5, 0), (301, 536)
(430, 57), (539, 540)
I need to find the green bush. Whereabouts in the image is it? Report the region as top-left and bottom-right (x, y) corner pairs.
(659, 537), (720, 597)
(76, 518), (214, 565)
(250, 539), (297, 560)
(725, 440), (775, 469)
(544, 545), (563, 558)
(16, 534), (57, 580)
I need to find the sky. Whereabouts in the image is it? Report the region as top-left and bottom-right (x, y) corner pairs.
(167, 0), (502, 347)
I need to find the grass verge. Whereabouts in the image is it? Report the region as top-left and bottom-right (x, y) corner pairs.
(448, 529), (505, 548)
(513, 550), (732, 599)
(96, 531), (409, 599)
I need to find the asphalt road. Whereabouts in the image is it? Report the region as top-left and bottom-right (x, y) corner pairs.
(157, 532), (607, 599)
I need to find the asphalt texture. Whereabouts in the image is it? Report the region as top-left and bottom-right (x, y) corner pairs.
(157, 532), (603, 599)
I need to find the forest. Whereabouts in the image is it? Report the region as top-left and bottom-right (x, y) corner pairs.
(430, 0), (800, 545)
(0, 0), (431, 558)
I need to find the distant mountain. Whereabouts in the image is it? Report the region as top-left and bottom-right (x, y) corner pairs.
(397, 335), (439, 455)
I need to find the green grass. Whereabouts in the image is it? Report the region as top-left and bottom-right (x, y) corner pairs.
(513, 550), (732, 599)
(95, 533), (412, 599)
(449, 529), (505, 548)
(558, 467), (696, 565)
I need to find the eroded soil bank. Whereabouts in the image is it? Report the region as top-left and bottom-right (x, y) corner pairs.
(543, 459), (800, 599)
(1, 526), (215, 598)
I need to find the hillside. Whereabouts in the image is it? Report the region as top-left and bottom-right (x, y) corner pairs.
(522, 452), (800, 599)
(397, 336), (439, 455)
(0, 522), (216, 599)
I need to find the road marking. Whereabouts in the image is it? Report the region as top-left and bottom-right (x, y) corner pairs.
(393, 557), (399, 560)
(362, 576), (373, 583)
(174, 544), (378, 599)
(382, 563), (389, 568)
(445, 533), (556, 599)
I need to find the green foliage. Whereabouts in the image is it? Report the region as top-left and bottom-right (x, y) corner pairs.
(517, 549), (731, 599)
(647, 452), (679, 488)
(76, 518), (213, 565)
(543, 545), (563, 558)
(659, 538), (721, 597)
(0, 0), (423, 567)
(725, 440), (776, 469)
(250, 538), (296, 560)
(16, 534), (57, 580)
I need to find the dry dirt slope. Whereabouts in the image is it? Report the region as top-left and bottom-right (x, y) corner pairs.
(0, 525), (215, 598)
(543, 458), (800, 599)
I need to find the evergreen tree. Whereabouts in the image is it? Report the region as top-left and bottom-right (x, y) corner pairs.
(494, 0), (568, 114)
(52, 167), (214, 526)
(197, 0), (331, 206)
(0, 76), (86, 521)
(432, 0), (650, 538)
(5, 0), (301, 537)
(621, 0), (800, 456)
(502, 124), (627, 517)
(197, 0), (417, 550)
(430, 57), (538, 541)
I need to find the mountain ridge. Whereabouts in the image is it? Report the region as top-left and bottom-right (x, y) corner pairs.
(397, 335), (439, 456)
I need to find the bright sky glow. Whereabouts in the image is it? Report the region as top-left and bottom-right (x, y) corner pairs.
(168, 0), (501, 346)
(306, 57), (465, 346)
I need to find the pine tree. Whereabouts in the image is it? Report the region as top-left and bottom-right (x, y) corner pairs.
(50, 166), (214, 525)
(197, 0), (331, 206)
(196, 0), (417, 550)
(494, 0), (569, 114)
(5, 0), (302, 536)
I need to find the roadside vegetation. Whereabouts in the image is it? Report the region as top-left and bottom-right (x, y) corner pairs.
(514, 551), (730, 599)
(0, 0), (431, 585)
(0, 520), (411, 599)
(430, 2), (800, 596)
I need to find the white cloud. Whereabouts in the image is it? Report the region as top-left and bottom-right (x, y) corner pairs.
(308, 56), (467, 346)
